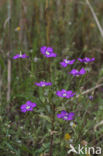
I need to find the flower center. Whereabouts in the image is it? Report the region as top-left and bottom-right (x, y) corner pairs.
(42, 84), (45, 87)
(46, 51), (50, 55)
(64, 116), (68, 119)
(19, 51), (22, 57)
(26, 106), (30, 109)
(63, 93), (67, 97)
(65, 60), (69, 64)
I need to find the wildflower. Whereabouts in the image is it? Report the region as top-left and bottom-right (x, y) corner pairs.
(57, 111), (75, 121)
(57, 110), (68, 118)
(88, 95), (93, 100)
(70, 121), (76, 128)
(60, 59), (75, 67)
(20, 101), (37, 113)
(56, 89), (75, 98)
(63, 112), (75, 120)
(69, 68), (86, 76)
(90, 23), (95, 28)
(35, 81), (52, 87)
(64, 133), (71, 140)
(13, 51), (29, 59)
(78, 57), (95, 63)
(40, 46), (57, 58)
(15, 26), (21, 31)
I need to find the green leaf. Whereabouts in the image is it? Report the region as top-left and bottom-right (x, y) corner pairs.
(0, 56), (4, 69)
(39, 114), (51, 123)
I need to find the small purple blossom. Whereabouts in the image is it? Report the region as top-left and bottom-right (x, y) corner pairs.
(60, 59), (75, 67)
(57, 111), (75, 121)
(57, 110), (68, 118)
(20, 101), (37, 113)
(40, 46), (57, 58)
(78, 57), (95, 63)
(13, 52), (29, 59)
(56, 89), (75, 98)
(69, 68), (86, 76)
(35, 81), (52, 87)
(89, 95), (93, 100)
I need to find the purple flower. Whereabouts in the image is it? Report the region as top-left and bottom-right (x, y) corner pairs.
(78, 57), (95, 63)
(89, 95), (93, 100)
(57, 111), (75, 121)
(56, 89), (75, 98)
(13, 52), (29, 59)
(40, 46), (57, 58)
(60, 59), (75, 67)
(35, 81), (52, 87)
(20, 101), (37, 113)
(57, 110), (68, 118)
(69, 68), (86, 76)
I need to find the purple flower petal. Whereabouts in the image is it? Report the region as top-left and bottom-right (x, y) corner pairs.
(60, 62), (68, 67)
(69, 69), (79, 76)
(79, 68), (86, 75)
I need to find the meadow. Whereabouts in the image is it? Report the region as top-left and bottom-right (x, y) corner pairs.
(0, 0), (103, 156)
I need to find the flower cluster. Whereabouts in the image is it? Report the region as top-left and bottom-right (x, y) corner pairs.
(20, 101), (37, 113)
(56, 89), (75, 98)
(57, 111), (75, 121)
(13, 46), (94, 124)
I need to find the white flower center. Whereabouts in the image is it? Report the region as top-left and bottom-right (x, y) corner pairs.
(19, 51), (22, 57)
(64, 116), (68, 119)
(26, 106), (30, 109)
(63, 93), (67, 97)
(42, 84), (45, 87)
(65, 60), (69, 64)
(46, 51), (50, 55)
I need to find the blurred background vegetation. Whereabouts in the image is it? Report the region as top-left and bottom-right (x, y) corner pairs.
(0, 0), (103, 156)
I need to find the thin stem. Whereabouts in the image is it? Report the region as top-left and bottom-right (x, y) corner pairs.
(86, 0), (103, 38)
(49, 103), (55, 156)
(7, 0), (12, 102)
